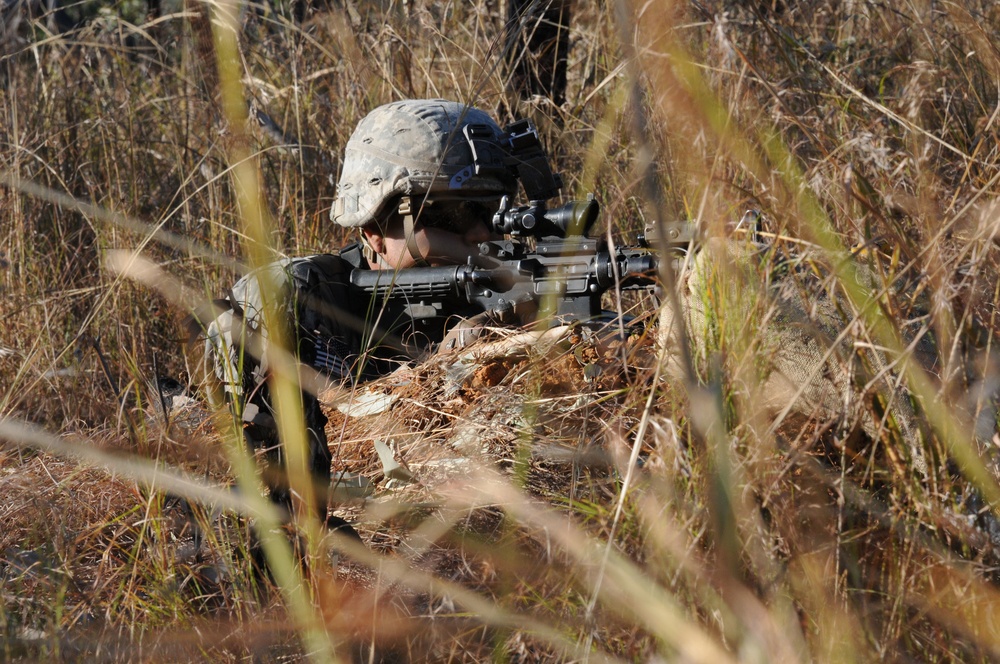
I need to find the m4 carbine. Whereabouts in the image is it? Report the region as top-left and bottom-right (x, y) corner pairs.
(350, 196), (692, 330)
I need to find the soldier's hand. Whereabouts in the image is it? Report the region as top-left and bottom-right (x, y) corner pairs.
(439, 310), (512, 352)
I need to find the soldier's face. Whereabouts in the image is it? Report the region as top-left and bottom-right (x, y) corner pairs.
(363, 199), (498, 269)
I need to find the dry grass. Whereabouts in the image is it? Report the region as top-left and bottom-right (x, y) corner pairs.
(3, 0), (1000, 661)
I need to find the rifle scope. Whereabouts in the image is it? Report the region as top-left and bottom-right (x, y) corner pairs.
(491, 196), (599, 238)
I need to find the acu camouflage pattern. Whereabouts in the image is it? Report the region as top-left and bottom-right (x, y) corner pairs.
(330, 99), (517, 228)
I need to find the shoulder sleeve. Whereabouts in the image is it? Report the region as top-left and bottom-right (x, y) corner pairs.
(283, 254), (367, 382)
(203, 259), (294, 401)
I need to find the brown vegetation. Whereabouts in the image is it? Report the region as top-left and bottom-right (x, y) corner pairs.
(3, 0), (1000, 661)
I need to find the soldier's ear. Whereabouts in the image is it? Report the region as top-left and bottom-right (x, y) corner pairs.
(361, 226), (386, 255)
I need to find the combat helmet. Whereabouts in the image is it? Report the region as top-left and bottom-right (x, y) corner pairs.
(330, 99), (517, 229)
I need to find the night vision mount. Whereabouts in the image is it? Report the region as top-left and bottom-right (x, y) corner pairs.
(462, 117), (574, 231)
(462, 118), (564, 202)
(464, 117), (600, 241)
(502, 119), (563, 202)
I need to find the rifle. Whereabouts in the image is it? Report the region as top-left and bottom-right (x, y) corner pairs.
(350, 119), (696, 336)
(350, 194), (695, 331)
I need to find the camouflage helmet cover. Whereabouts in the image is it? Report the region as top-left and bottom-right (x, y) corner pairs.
(330, 99), (517, 228)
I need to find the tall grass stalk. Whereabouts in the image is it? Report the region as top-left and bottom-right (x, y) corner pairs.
(209, 0), (333, 659)
(4, 0), (1000, 660)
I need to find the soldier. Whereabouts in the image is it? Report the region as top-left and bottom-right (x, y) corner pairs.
(205, 99), (520, 526)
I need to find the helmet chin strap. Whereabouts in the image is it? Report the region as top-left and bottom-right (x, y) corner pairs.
(398, 197), (430, 267)
(360, 234), (393, 269)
